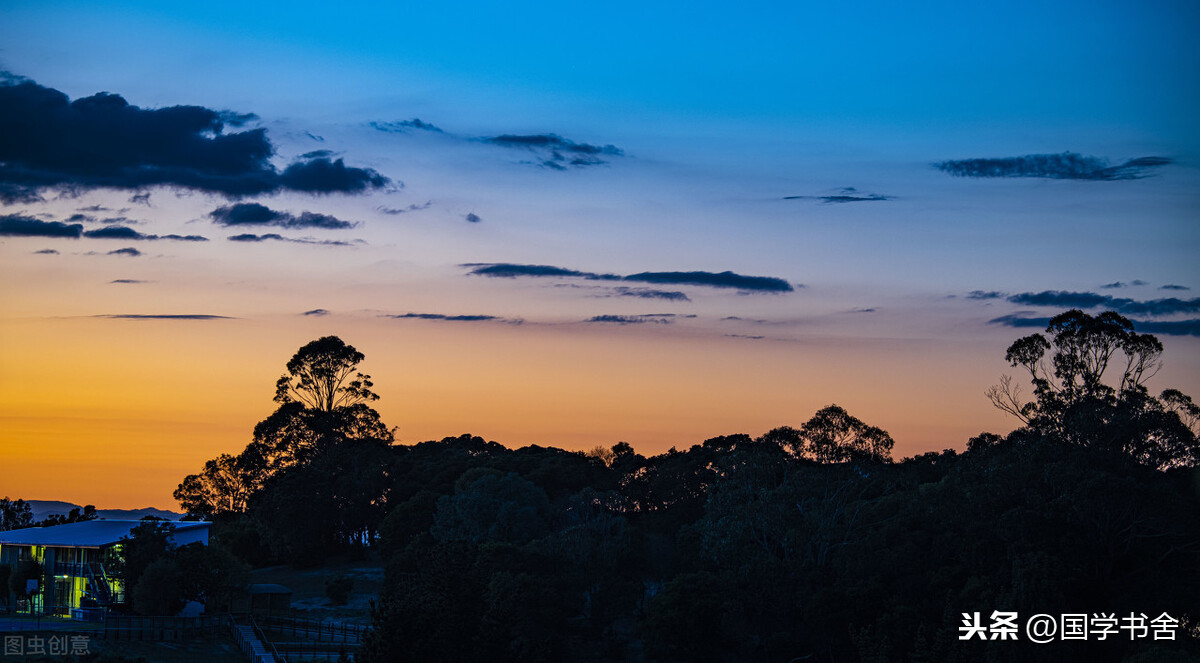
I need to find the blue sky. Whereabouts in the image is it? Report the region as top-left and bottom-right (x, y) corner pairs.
(1, 0), (1198, 507)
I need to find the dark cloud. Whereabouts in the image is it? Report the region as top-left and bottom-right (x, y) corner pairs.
(585, 314), (676, 325)
(378, 201), (432, 215)
(209, 203), (356, 229)
(83, 226), (142, 239)
(300, 150), (335, 160)
(370, 118), (445, 134)
(226, 233), (355, 246)
(0, 214), (82, 237)
(1101, 280), (1147, 289)
(464, 262), (793, 293)
(110, 279), (146, 284)
(465, 263), (606, 279)
(1006, 291), (1200, 316)
(725, 334), (766, 340)
(1007, 291), (1111, 309)
(302, 309), (329, 316)
(108, 247), (141, 256)
(989, 313), (1200, 337)
(96, 314), (232, 320)
(277, 156), (390, 194)
(33, 248), (59, 254)
(1161, 284), (1190, 291)
(228, 233), (284, 242)
(386, 313), (500, 322)
(935, 152), (1171, 180)
(482, 133), (623, 168)
(783, 187), (890, 203)
(967, 290), (1005, 300)
(128, 192), (151, 205)
(850, 307), (877, 313)
(0, 74), (389, 199)
(65, 213), (93, 223)
(464, 212), (482, 223)
(82, 225), (207, 241)
(624, 271), (793, 292)
(612, 287), (690, 302)
(77, 205), (112, 212)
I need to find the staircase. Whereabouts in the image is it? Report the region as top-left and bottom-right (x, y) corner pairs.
(230, 617), (282, 663)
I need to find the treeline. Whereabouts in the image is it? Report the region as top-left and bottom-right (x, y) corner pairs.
(170, 311), (1200, 662)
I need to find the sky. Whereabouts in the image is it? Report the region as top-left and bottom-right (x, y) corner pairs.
(1, 1), (1198, 509)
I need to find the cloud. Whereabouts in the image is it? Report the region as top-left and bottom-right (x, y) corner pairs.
(226, 233), (354, 246)
(935, 152), (1171, 180)
(989, 313), (1200, 337)
(783, 187), (890, 203)
(481, 133), (624, 168)
(464, 263), (793, 293)
(302, 309), (329, 316)
(0, 74), (389, 199)
(33, 248), (59, 254)
(128, 192), (151, 205)
(107, 247), (141, 256)
(1007, 291), (1110, 309)
(464, 212), (482, 223)
(385, 313), (501, 322)
(0, 214), (82, 237)
(110, 279), (147, 284)
(585, 314), (677, 325)
(82, 225), (207, 241)
(370, 118), (444, 134)
(611, 287), (690, 302)
(849, 307), (877, 313)
(624, 271), (794, 292)
(209, 202), (356, 229)
(465, 263), (605, 279)
(725, 334), (766, 340)
(378, 201), (432, 215)
(277, 156), (390, 194)
(1101, 280), (1147, 289)
(95, 314), (233, 320)
(967, 290), (1006, 300)
(1161, 284), (1190, 291)
(1006, 291), (1200, 316)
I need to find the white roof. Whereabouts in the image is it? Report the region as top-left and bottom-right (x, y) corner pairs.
(0, 520), (210, 548)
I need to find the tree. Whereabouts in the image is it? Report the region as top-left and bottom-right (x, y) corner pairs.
(792, 405), (894, 463)
(176, 336), (393, 525)
(36, 504), (97, 527)
(108, 519), (176, 612)
(988, 309), (1199, 469)
(0, 497), (32, 531)
(132, 558), (185, 616)
(174, 454), (259, 519)
(274, 335), (379, 412)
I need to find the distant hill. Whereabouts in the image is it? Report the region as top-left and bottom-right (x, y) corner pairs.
(24, 500), (183, 523)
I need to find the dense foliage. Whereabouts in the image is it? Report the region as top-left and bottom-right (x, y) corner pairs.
(168, 317), (1199, 662)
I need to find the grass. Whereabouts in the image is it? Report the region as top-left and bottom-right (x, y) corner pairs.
(247, 555), (383, 625)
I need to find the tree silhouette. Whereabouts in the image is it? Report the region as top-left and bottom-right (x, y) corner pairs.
(274, 335), (379, 412)
(797, 405), (894, 463)
(988, 309), (1199, 469)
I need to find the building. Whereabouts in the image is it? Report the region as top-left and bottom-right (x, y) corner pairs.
(0, 520), (210, 617)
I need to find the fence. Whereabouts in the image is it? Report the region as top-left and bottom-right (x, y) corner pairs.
(102, 614), (228, 641)
(259, 615), (365, 644)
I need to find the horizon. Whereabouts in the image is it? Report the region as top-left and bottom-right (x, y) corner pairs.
(1, 1), (1198, 510)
